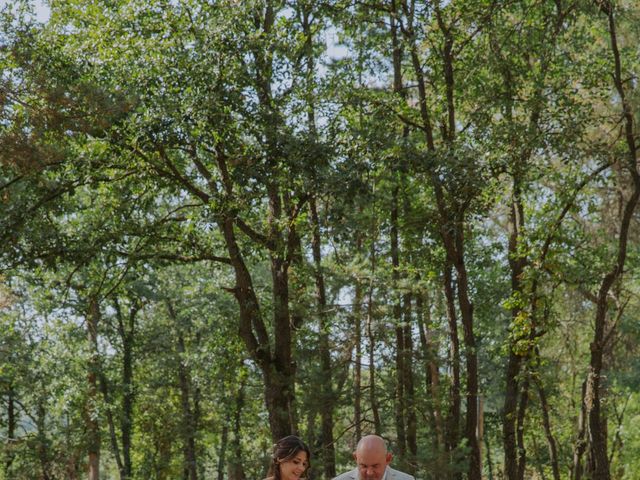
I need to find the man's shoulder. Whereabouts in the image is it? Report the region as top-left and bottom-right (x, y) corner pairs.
(387, 467), (415, 480)
(332, 469), (357, 480)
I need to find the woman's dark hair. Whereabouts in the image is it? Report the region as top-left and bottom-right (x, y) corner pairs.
(267, 435), (311, 480)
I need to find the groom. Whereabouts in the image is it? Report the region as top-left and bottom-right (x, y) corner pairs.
(333, 435), (415, 480)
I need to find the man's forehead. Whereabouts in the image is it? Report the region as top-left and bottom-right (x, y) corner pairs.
(357, 445), (386, 456)
(356, 451), (387, 463)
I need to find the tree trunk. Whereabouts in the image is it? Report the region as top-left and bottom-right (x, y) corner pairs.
(433, 0), (481, 473)
(354, 236), (364, 441)
(269, 253), (298, 440)
(443, 262), (461, 473)
(504, 178), (527, 480)
(166, 301), (198, 480)
(120, 307), (135, 480)
(98, 372), (124, 479)
(401, 8), (465, 475)
(485, 427), (495, 480)
(531, 433), (548, 480)
(217, 1), (299, 442)
(228, 380), (247, 480)
(403, 293), (417, 475)
(64, 410), (80, 479)
(455, 253), (481, 480)
(365, 210), (382, 435)
(478, 397), (484, 475)
(535, 376), (561, 480)
(572, 380), (588, 480)
(193, 333), (203, 480)
(37, 401), (51, 480)
(218, 213), (296, 440)
(416, 292), (445, 470)
(398, 6), (473, 476)
(366, 240), (382, 435)
(5, 387), (15, 476)
(585, 5), (640, 479)
(516, 374), (530, 480)
(310, 196), (337, 478)
(108, 297), (138, 480)
(87, 296), (101, 480)
(367, 285), (382, 436)
(177, 330), (198, 480)
(389, 3), (408, 463)
(391, 184), (406, 461)
(217, 423), (228, 480)
(503, 351), (523, 480)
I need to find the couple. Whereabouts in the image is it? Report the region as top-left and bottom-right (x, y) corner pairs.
(267, 434), (414, 480)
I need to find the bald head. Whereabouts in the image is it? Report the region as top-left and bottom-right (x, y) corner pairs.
(354, 435), (392, 480)
(356, 436), (387, 456)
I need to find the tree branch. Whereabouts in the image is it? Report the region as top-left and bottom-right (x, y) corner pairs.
(117, 250), (233, 265)
(235, 217), (275, 250)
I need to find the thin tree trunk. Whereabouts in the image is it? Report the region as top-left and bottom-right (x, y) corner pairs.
(443, 262), (461, 471)
(217, 423), (228, 480)
(87, 296), (101, 480)
(107, 297), (138, 480)
(367, 292), (381, 435)
(64, 410), (80, 479)
(98, 372), (124, 478)
(403, 293), (417, 475)
(455, 255), (481, 480)
(433, 12), (483, 471)
(486, 429), (494, 480)
(535, 376), (561, 480)
(5, 388), (15, 476)
(401, 6), (467, 475)
(586, 5), (640, 479)
(367, 226), (381, 435)
(177, 331), (198, 480)
(354, 235), (364, 441)
(193, 332), (204, 480)
(572, 380), (588, 480)
(37, 401), (51, 480)
(353, 17), (366, 443)
(120, 307), (135, 480)
(531, 433), (548, 480)
(166, 301), (198, 480)
(416, 291), (445, 475)
(389, 1), (408, 463)
(228, 380), (247, 480)
(301, 5), (336, 462)
(391, 183), (406, 461)
(516, 374), (530, 480)
(310, 196), (336, 478)
(608, 393), (630, 468)
(490, 6), (569, 476)
(504, 351), (523, 480)
(478, 397), (484, 475)
(504, 177), (527, 480)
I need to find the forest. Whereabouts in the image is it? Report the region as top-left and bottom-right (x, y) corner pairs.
(0, 0), (639, 479)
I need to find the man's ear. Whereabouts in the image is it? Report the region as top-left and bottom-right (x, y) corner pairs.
(385, 452), (393, 465)
(353, 452), (358, 461)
